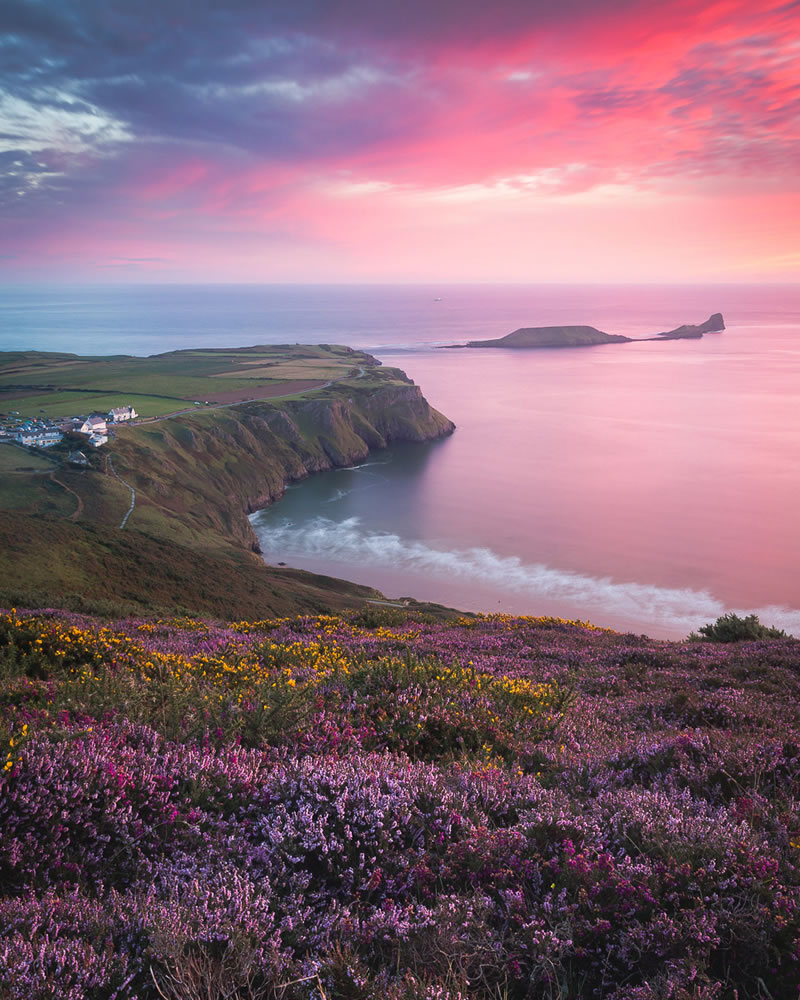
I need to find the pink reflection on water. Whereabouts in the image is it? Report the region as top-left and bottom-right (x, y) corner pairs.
(396, 321), (800, 618)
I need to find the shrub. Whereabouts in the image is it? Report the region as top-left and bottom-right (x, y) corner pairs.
(690, 613), (788, 643)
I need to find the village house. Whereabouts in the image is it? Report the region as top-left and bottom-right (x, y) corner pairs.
(108, 405), (137, 422)
(88, 432), (108, 448)
(16, 429), (63, 448)
(79, 415), (107, 435)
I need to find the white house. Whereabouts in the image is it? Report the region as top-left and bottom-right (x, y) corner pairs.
(108, 406), (137, 422)
(16, 429), (63, 448)
(88, 432), (108, 448)
(79, 415), (107, 435)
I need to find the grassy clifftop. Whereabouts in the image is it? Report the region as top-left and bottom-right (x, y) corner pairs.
(0, 346), (454, 617)
(109, 376), (454, 555)
(0, 343), (377, 418)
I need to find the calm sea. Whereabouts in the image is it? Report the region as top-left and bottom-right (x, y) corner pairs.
(2, 282), (799, 638)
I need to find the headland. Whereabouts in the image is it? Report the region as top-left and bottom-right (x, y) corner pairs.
(0, 345), (454, 619)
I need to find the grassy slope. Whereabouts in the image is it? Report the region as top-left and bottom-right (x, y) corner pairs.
(0, 511), (383, 619)
(0, 445), (57, 473)
(0, 347), (454, 619)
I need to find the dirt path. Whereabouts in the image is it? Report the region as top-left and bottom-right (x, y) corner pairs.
(49, 471), (84, 522)
(107, 456), (136, 529)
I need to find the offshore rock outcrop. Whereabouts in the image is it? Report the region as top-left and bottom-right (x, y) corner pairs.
(450, 313), (725, 350)
(645, 312), (726, 340)
(463, 325), (631, 348)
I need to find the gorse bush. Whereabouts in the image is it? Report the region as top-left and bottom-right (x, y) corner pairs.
(2, 608), (800, 998)
(690, 612), (789, 643)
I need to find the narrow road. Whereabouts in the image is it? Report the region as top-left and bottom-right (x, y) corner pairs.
(107, 455), (136, 529)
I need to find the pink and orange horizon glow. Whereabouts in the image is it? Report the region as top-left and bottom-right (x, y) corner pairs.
(1, 0), (798, 284)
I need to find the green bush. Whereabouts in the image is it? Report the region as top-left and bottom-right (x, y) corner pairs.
(690, 612), (788, 643)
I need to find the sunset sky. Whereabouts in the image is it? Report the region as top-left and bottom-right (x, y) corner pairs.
(1, 0), (798, 283)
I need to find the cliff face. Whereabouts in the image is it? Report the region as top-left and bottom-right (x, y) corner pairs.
(0, 361), (454, 620)
(111, 380), (454, 555)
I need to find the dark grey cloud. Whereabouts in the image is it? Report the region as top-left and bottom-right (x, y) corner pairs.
(0, 0), (454, 177)
(1, 0), (797, 242)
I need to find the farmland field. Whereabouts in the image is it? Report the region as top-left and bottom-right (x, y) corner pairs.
(0, 443), (55, 473)
(0, 344), (373, 419)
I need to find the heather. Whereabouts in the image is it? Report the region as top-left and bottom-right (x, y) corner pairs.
(1, 608), (799, 999)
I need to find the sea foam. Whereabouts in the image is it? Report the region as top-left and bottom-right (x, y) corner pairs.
(253, 515), (800, 637)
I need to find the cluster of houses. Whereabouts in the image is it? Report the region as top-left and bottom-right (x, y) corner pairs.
(0, 404), (138, 451)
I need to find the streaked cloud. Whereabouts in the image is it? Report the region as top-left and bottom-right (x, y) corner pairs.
(0, 0), (797, 280)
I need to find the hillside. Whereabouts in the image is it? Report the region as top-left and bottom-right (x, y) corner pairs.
(1, 606), (798, 998)
(0, 346), (454, 617)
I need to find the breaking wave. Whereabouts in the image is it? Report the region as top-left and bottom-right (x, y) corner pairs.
(253, 515), (800, 636)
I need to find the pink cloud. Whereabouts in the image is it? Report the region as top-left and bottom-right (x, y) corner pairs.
(2, 0), (798, 281)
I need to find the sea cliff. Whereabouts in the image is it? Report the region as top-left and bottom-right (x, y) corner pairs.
(0, 364), (454, 618)
(113, 377), (454, 555)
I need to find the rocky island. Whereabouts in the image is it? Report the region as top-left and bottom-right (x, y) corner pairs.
(645, 311), (726, 340)
(463, 325), (631, 348)
(450, 312), (725, 349)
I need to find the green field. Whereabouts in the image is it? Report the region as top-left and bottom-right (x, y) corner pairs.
(0, 344), (375, 420)
(0, 443), (55, 473)
(2, 391), (192, 419)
